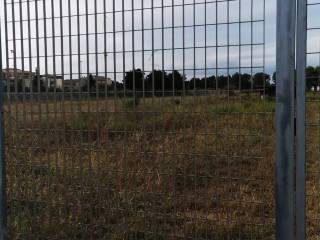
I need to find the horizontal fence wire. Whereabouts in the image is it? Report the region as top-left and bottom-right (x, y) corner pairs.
(1, 0), (275, 238)
(306, 0), (320, 238)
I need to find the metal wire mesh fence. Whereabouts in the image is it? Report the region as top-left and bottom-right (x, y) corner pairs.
(306, 0), (320, 238)
(0, 0), (276, 238)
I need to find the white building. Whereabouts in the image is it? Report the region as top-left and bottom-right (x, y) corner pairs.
(2, 68), (64, 91)
(2, 68), (33, 89)
(63, 76), (113, 92)
(40, 74), (63, 89)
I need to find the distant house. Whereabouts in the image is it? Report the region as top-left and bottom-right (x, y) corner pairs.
(63, 79), (84, 91)
(40, 74), (63, 89)
(311, 85), (320, 92)
(94, 76), (113, 88)
(63, 76), (113, 92)
(2, 68), (33, 89)
(2, 68), (64, 91)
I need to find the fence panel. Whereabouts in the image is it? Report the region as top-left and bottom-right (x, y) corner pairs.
(1, 0), (274, 238)
(275, 0), (296, 238)
(296, 0), (307, 239)
(306, 0), (320, 239)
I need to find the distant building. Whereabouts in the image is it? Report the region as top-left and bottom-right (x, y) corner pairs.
(40, 74), (63, 89)
(2, 68), (64, 91)
(311, 85), (320, 92)
(63, 79), (84, 91)
(2, 68), (33, 89)
(94, 76), (113, 88)
(63, 75), (113, 91)
(2, 70), (114, 92)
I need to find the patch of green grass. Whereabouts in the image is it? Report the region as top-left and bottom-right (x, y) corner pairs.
(210, 99), (275, 113)
(123, 97), (140, 110)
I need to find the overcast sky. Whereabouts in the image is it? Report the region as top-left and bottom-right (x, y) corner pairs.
(0, 0), (319, 81)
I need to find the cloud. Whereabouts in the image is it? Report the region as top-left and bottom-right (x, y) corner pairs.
(0, 0), (307, 81)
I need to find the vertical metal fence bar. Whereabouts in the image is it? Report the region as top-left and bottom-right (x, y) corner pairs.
(103, 0), (108, 103)
(122, 0), (126, 99)
(19, 0), (25, 128)
(142, 0), (145, 99)
(276, 0), (296, 238)
(171, 0), (175, 97)
(10, 1), (19, 231)
(132, 0), (136, 105)
(85, 0), (89, 112)
(18, 1), (26, 225)
(3, 0), (9, 97)
(250, 0), (253, 91)
(151, 0), (154, 99)
(0, 18), (6, 240)
(215, 0), (218, 93)
(59, 0), (68, 224)
(112, 0), (117, 103)
(68, 0), (73, 110)
(103, 0), (110, 236)
(296, 0), (307, 238)
(3, 6), (11, 226)
(77, 0), (81, 115)
(161, 0), (164, 98)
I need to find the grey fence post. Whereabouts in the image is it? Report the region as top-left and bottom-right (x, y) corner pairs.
(276, 0), (296, 238)
(296, 0), (307, 238)
(0, 20), (6, 240)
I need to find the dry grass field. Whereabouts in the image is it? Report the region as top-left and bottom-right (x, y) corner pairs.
(3, 93), (280, 239)
(306, 93), (320, 239)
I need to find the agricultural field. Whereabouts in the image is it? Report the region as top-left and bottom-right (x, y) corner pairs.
(306, 93), (320, 239)
(2, 91), (303, 239)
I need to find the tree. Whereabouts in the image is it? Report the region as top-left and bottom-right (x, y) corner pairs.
(124, 69), (144, 91)
(32, 68), (46, 92)
(305, 66), (320, 90)
(228, 73), (253, 90)
(188, 77), (202, 90)
(230, 73), (241, 89)
(107, 81), (123, 92)
(272, 72), (276, 84)
(253, 72), (270, 89)
(166, 70), (184, 91)
(145, 70), (168, 92)
(17, 79), (23, 92)
(206, 75), (217, 89)
(217, 75), (231, 89)
(81, 74), (96, 92)
(240, 74), (252, 90)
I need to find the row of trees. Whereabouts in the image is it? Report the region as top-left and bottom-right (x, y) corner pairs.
(272, 66), (320, 91)
(7, 66), (320, 93)
(123, 69), (271, 91)
(305, 66), (320, 90)
(79, 67), (320, 97)
(4, 69), (271, 93)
